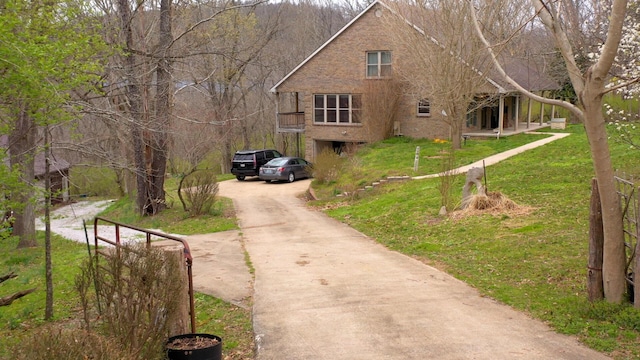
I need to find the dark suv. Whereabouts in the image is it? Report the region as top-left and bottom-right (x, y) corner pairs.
(231, 149), (282, 181)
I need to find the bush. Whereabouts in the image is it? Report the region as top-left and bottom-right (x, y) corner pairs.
(13, 327), (134, 360)
(180, 170), (219, 216)
(312, 148), (343, 184)
(74, 243), (188, 359)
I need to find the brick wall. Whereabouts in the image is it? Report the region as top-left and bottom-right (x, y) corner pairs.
(275, 4), (475, 160)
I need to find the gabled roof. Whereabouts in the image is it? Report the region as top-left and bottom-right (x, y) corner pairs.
(269, 0), (382, 93)
(270, 0), (558, 94)
(0, 135), (70, 177)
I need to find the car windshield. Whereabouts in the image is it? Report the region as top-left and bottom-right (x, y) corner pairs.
(266, 158), (288, 166)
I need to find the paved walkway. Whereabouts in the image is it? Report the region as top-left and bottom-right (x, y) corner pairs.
(414, 132), (570, 179)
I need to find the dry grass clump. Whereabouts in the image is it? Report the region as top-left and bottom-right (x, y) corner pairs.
(452, 191), (533, 219)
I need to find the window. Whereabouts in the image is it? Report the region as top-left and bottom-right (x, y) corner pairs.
(314, 94), (362, 124)
(417, 99), (431, 117)
(366, 51), (392, 78)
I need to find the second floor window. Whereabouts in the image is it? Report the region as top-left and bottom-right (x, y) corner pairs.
(366, 51), (392, 78)
(314, 94), (362, 124)
(417, 99), (431, 117)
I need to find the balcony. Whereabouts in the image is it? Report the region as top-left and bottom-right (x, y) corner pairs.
(277, 112), (305, 133)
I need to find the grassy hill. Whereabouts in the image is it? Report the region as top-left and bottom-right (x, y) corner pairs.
(2, 124), (639, 358)
(312, 124), (640, 358)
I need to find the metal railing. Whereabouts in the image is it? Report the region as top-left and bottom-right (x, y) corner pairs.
(615, 173), (638, 287)
(93, 216), (196, 333)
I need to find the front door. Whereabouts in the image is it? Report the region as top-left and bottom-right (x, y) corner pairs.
(481, 107), (499, 130)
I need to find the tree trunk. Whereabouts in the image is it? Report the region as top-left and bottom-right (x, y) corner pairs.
(588, 178), (604, 302)
(44, 126), (53, 320)
(9, 108), (37, 249)
(145, 0), (173, 216)
(581, 76), (626, 303)
(117, 0), (149, 216)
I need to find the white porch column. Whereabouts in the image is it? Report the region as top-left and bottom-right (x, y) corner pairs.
(539, 101), (544, 125)
(498, 94), (504, 136)
(514, 95), (520, 131)
(551, 104), (556, 121)
(527, 97), (532, 128)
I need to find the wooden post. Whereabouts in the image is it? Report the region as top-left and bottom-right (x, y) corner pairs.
(588, 178), (605, 302)
(166, 249), (190, 336)
(636, 187), (640, 308)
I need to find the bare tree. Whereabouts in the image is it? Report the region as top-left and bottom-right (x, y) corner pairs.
(387, 0), (493, 149)
(362, 79), (403, 142)
(469, 0), (634, 303)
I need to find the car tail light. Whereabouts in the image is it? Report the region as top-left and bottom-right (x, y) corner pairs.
(277, 167), (285, 173)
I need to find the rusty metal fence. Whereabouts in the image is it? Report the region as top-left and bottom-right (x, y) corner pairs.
(615, 173), (638, 289)
(93, 216), (196, 333)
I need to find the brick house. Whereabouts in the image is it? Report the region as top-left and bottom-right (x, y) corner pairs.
(270, 0), (559, 161)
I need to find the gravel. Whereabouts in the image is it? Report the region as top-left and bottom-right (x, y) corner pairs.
(36, 200), (179, 246)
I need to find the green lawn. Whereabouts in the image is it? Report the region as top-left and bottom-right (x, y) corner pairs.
(312, 132), (555, 199)
(2, 124), (639, 359)
(0, 189), (252, 359)
(314, 124), (640, 358)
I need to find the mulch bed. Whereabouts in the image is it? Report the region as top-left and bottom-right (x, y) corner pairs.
(166, 335), (220, 350)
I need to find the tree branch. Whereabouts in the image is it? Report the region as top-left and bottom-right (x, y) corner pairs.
(0, 272), (17, 284)
(468, 0), (584, 120)
(0, 287), (36, 307)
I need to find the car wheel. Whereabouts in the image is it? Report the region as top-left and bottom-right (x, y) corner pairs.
(264, 179), (271, 183)
(236, 175), (245, 181)
(287, 172), (295, 183)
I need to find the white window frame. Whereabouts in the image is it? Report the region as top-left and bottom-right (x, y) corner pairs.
(313, 94), (362, 124)
(366, 51), (392, 78)
(417, 99), (431, 117)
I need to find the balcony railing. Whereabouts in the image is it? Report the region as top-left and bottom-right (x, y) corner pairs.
(277, 112), (305, 132)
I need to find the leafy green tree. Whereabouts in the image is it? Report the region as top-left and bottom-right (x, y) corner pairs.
(0, 0), (106, 248)
(0, 0), (107, 320)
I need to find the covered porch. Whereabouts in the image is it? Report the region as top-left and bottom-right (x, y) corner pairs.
(466, 92), (563, 138)
(463, 122), (550, 139)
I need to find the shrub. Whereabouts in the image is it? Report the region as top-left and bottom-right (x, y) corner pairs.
(312, 148), (343, 184)
(74, 243), (188, 359)
(13, 327), (134, 360)
(180, 170), (219, 216)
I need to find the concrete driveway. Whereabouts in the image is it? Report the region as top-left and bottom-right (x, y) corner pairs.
(216, 177), (609, 360)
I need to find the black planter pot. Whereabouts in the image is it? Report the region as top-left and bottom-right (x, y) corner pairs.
(166, 333), (222, 360)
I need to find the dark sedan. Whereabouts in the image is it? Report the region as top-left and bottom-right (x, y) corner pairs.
(258, 157), (312, 183)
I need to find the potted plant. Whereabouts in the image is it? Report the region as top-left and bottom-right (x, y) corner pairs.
(165, 333), (222, 360)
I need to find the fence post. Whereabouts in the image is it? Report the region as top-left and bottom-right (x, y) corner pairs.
(166, 249), (190, 336)
(636, 187), (640, 308)
(588, 178), (604, 302)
